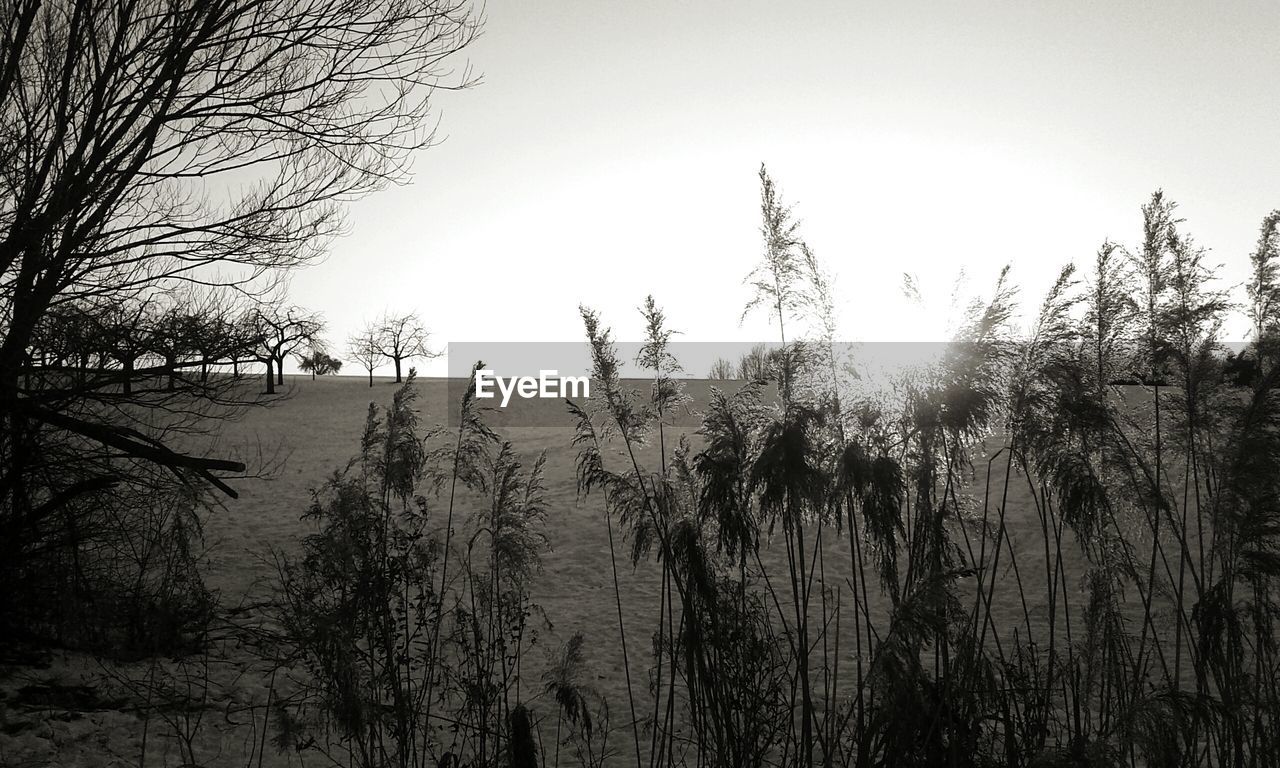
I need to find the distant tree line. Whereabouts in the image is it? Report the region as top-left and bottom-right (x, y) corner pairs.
(28, 289), (330, 396)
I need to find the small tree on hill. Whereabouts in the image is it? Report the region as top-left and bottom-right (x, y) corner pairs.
(737, 343), (773, 381)
(299, 349), (343, 379)
(709, 357), (736, 379)
(348, 325), (382, 388)
(375, 312), (438, 383)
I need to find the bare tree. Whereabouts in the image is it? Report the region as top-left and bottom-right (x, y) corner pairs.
(0, 0), (478, 643)
(226, 311), (263, 380)
(1, 0), (477, 393)
(708, 358), (736, 379)
(31, 300), (109, 388)
(96, 298), (156, 396)
(348, 325), (383, 388)
(148, 302), (195, 393)
(737, 343), (774, 381)
(176, 286), (254, 384)
(254, 307), (324, 394)
(375, 312), (438, 383)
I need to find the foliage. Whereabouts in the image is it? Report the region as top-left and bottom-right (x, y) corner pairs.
(273, 375), (556, 768)
(556, 181), (1280, 768)
(0, 0), (477, 652)
(299, 351), (344, 377)
(116, 177), (1280, 768)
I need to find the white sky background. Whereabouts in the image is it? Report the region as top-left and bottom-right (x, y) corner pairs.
(288, 0), (1280, 378)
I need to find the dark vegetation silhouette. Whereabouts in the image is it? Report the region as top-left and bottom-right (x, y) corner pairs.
(350, 325), (386, 388)
(269, 371), (594, 768)
(260, 171), (1280, 767)
(377, 312), (440, 384)
(299, 349), (344, 379)
(253, 303), (327, 394)
(0, 0), (478, 652)
(347, 313), (439, 385)
(255, 305), (327, 395)
(557, 175), (1280, 768)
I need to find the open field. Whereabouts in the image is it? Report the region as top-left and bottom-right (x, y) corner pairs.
(207, 373), (1062, 684)
(220, 372), (1210, 765)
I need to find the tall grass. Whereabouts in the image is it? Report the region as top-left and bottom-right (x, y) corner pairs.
(271, 371), (565, 767)
(269, 184), (1280, 768)
(566, 182), (1280, 767)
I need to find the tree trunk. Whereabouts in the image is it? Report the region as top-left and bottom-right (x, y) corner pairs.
(276, 355), (285, 385)
(367, 368), (373, 388)
(122, 356), (133, 395)
(394, 356), (402, 383)
(166, 354), (176, 390)
(265, 358), (275, 394)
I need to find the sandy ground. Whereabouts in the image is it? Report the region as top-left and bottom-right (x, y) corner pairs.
(0, 374), (1150, 767)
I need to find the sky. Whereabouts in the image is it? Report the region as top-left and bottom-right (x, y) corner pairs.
(288, 0), (1280, 377)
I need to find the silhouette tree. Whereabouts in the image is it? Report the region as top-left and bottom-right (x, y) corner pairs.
(227, 311), (263, 380)
(298, 349), (343, 379)
(96, 298), (158, 396)
(736, 343), (775, 382)
(708, 358), (736, 379)
(0, 0), (477, 423)
(254, 307), (324, 394)
(177, 286), (253, 384)
(0, 0), (477, 643)
(148, 303), (194, 393)
(375, 312), (437, 383)
(348, 325), (383, 388)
